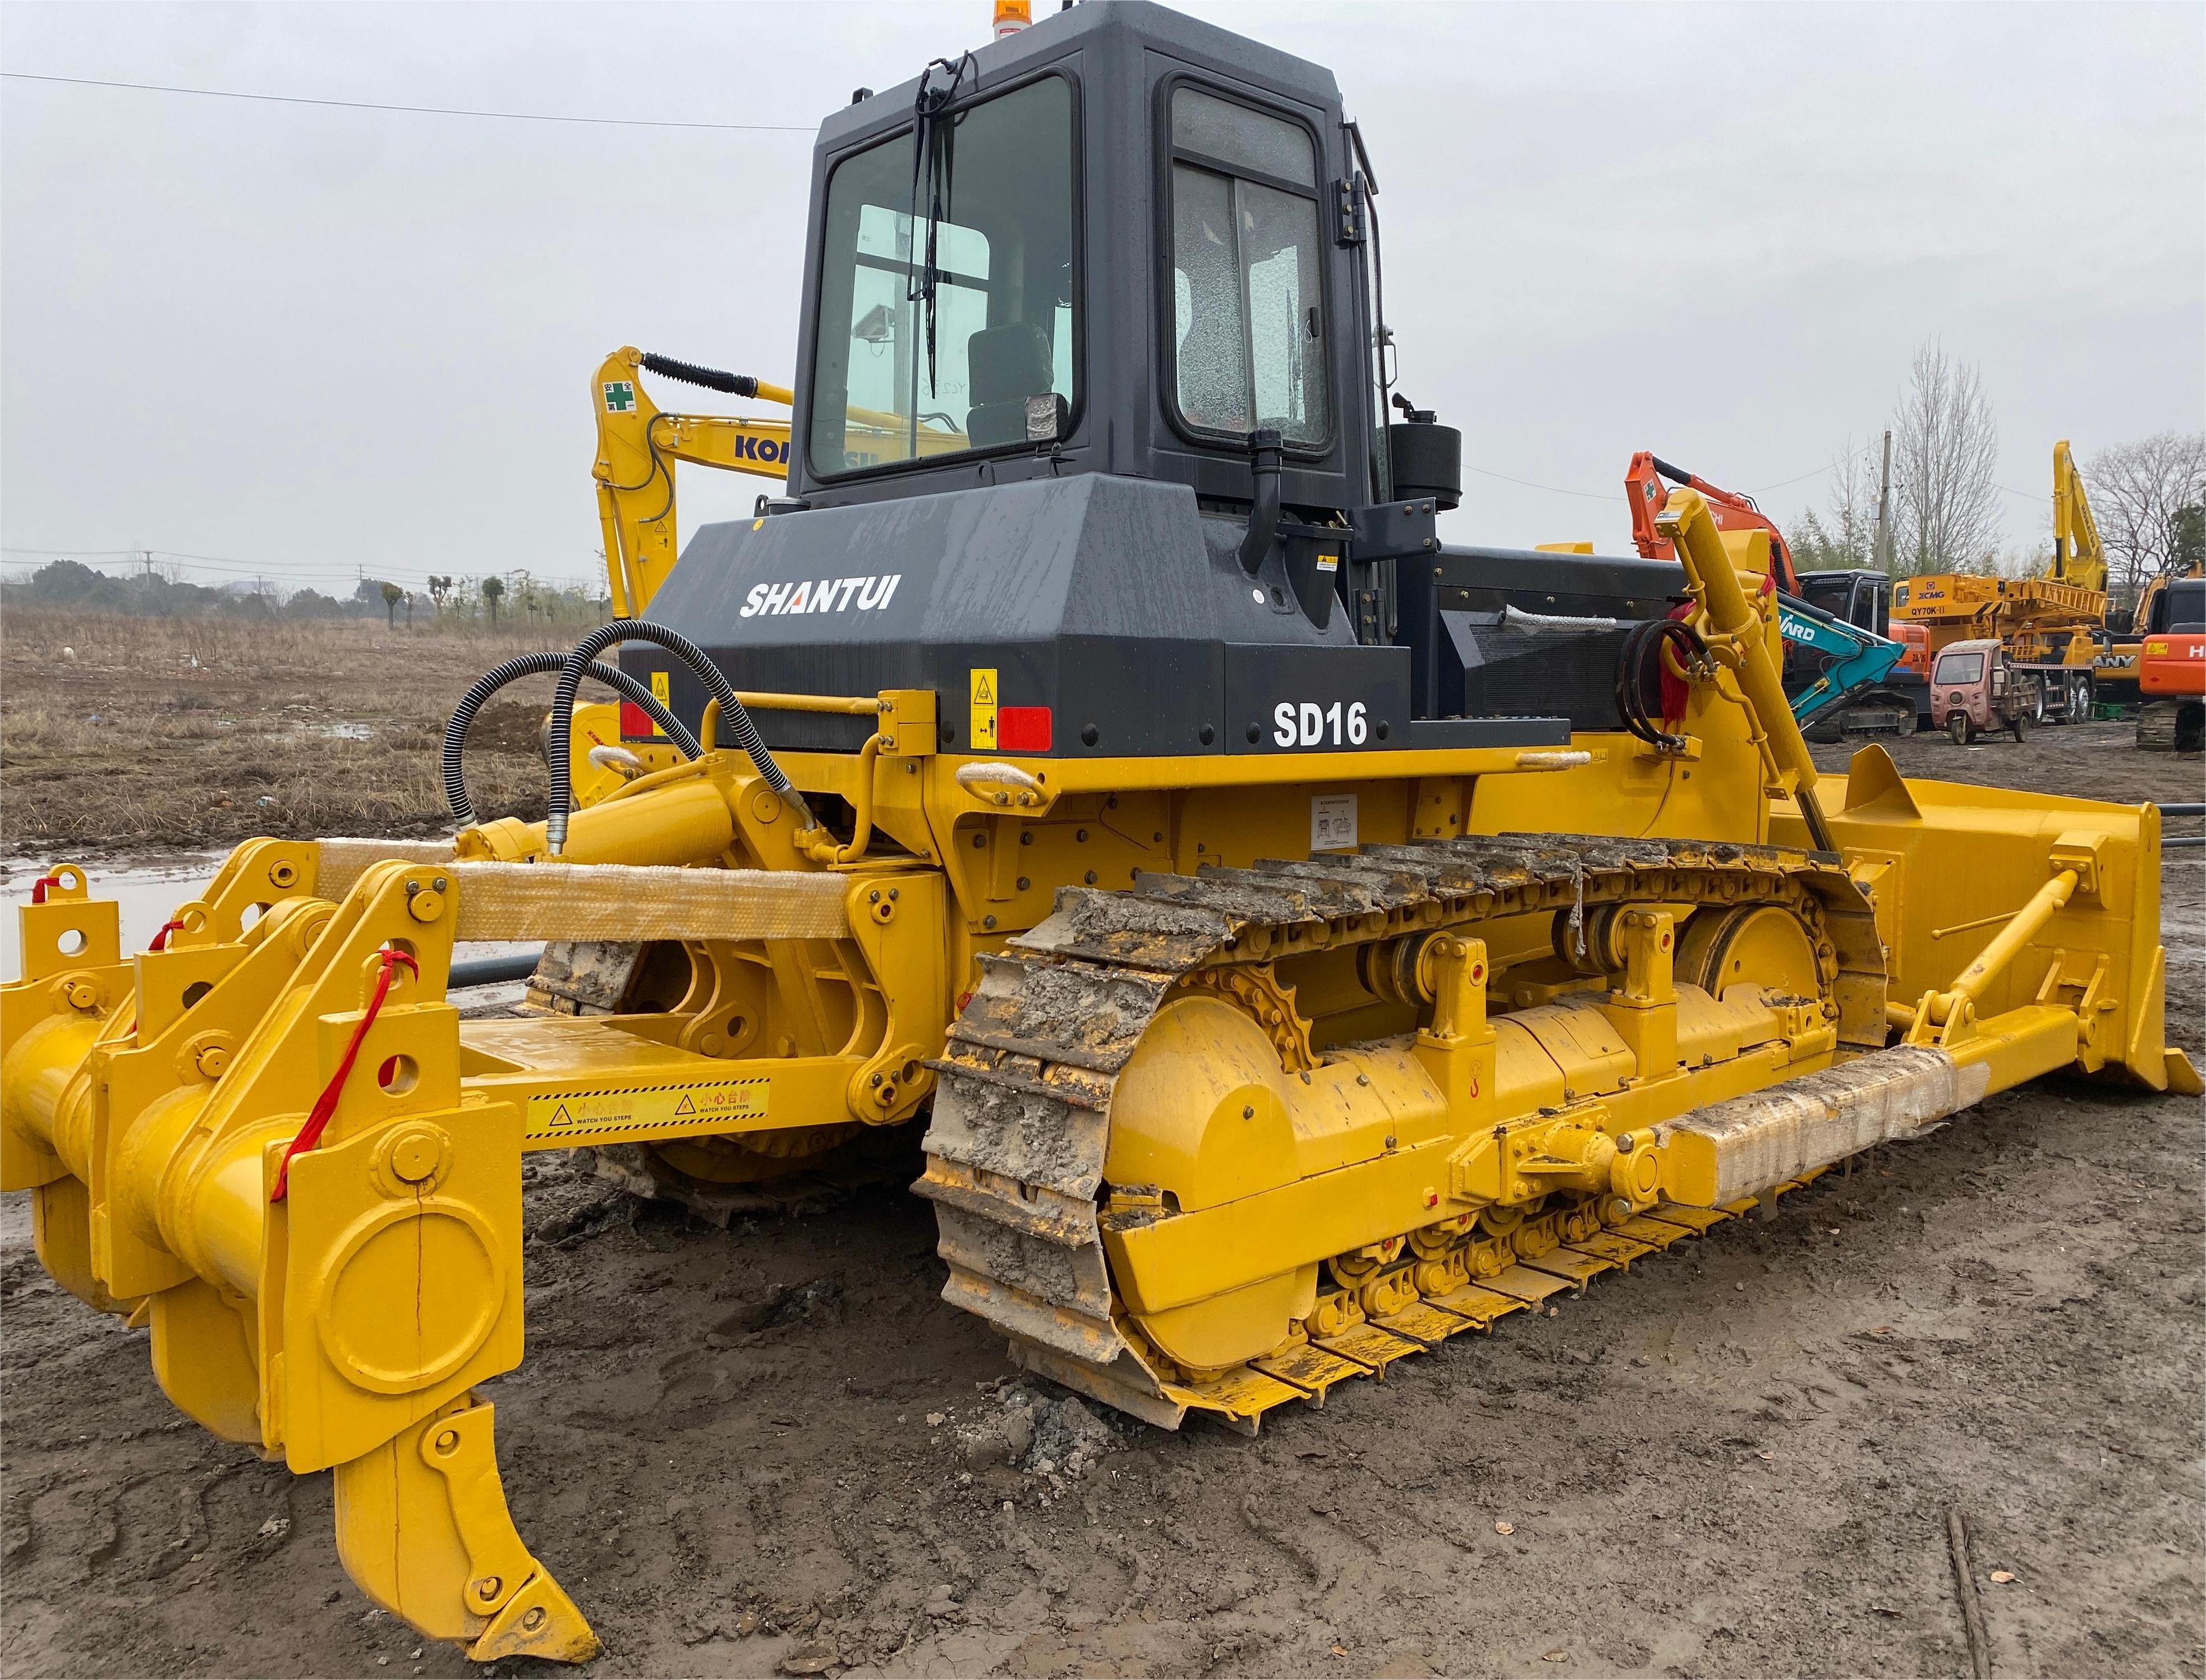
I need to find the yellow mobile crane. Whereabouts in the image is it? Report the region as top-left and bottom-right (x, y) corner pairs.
(1892, 439), (2112, 723)
(2, 6), (2195, 1667)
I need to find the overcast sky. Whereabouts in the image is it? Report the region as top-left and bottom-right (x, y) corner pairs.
(3, 0), (2200, 596)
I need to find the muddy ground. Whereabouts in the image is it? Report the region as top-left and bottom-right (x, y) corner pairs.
(0, 610), (585, 858)
(3, 720), (2202, 1679)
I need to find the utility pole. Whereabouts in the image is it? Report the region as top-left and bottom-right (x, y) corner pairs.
(1872, 429), (1894, 574)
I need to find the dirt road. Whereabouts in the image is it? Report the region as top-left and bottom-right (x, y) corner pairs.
(3, 723), (2200, 1679)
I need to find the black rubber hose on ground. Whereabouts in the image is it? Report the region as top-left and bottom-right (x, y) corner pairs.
(444, 651), (700, 825)
(545, 620), (808, 855)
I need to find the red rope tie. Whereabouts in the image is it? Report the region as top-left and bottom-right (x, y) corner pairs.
(147, 917), (187, 952)
(270, 948), (419, 1204)
(28, 874), (62, 906)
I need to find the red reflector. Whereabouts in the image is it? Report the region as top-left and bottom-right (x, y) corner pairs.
(997, 705), (1052, 752)
(619, 700), (661, 738)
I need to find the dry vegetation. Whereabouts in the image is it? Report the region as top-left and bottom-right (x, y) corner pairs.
(0, 609), (591, 857)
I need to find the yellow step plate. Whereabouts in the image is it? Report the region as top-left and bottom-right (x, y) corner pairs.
(1483, 1264), (1576, 1306)
(1649, 1202), (1732, 1234)
(1312, 1322), (1425, 1376)
(1425, 1283), (1525, 1328)
(1616, 1214), (1696, 1248)
(1251, 1341), (1372, 1403)
(1568, 1230), (1658, 1269)
(1372, 1300), (1480, 1347)
(1517, 1247), (1612, 1291)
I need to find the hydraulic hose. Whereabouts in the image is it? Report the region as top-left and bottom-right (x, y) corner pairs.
(546, 620), (811, 856)
(640, 352), (759, 398)
(1614, 617), (1709, 752)
(443, 651), (700, 826)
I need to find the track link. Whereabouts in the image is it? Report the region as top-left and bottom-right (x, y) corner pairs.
(916, 831), (1881, 1430)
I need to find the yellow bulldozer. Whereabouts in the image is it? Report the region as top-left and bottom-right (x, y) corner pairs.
(2, 1), (2195, 1664)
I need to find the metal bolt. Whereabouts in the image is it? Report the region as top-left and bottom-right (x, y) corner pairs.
(888, 888), (898, 900)
(1017, 876), (1031, 892)
(1385, 1134), (1398, 1150)
(1242, 1105), (1254, 1119)
(983, 914), (997, 929)
(472, 1577), (503, 1603)
(1356, 1073), (1370, 1086)
(434, 1429), (460, 1455)
(521, 1608), (546, 1633)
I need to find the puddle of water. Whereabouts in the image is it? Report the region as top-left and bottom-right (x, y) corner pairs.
(0, 853), (226, 977)
(0, 854), (538, 980)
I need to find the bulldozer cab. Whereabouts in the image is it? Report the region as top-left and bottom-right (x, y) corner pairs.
(791, 0), (1384, 518)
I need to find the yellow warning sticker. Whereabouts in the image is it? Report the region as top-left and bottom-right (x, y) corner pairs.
(646, 669), (671, 738)
(526, 1079), (768, 1141)
(969, 667), (998, 751)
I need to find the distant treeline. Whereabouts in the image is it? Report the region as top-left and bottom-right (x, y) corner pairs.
(2, 560), (608, 628)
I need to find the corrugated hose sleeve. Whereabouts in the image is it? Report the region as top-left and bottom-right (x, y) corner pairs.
(443, 651), (700, 825)
(639, 352), (756, 398)
(545, 620), (807, 855)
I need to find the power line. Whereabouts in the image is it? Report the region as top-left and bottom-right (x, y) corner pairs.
(1463, 462), (1624, 503)
(0, 70), (816, 133)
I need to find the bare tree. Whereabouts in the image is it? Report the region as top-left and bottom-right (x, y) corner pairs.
(2085, 431), (2206, 613)
(1891, 339), (2000, 574)
(1783, 435), (1882, 571)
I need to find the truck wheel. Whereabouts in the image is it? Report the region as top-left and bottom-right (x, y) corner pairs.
(1949, 713), (1973, 746)
(2076, 675), (2094, 719)
(2011, 710), (2028, 743)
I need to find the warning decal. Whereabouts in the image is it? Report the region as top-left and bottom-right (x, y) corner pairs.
(969, 667), (999, 751)
(526, 1078), (769, 1141)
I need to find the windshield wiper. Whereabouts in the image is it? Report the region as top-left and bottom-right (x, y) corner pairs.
(907, 52), (976, 412)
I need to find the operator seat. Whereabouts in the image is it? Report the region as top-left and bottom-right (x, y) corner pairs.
(964, 320), (1058, 447)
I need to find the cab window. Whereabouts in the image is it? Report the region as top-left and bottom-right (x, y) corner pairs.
(809, 76), (1076, 476)
(1934, 651), (1986, 686)
(1166, 85), (1329, 448)
(2160, 579), (2205, 633)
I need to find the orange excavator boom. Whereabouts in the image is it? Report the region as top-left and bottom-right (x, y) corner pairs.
(1625, 451), (1799, 595)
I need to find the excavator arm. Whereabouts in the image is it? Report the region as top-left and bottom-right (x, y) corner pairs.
(594, 346), (797, 618)
(1776, 591), (1908, 729)
(2050, 438), (2107, 597)
(1625, 450), (1800, 594)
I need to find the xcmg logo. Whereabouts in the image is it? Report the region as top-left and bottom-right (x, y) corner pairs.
(738, 575), (903, 617)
